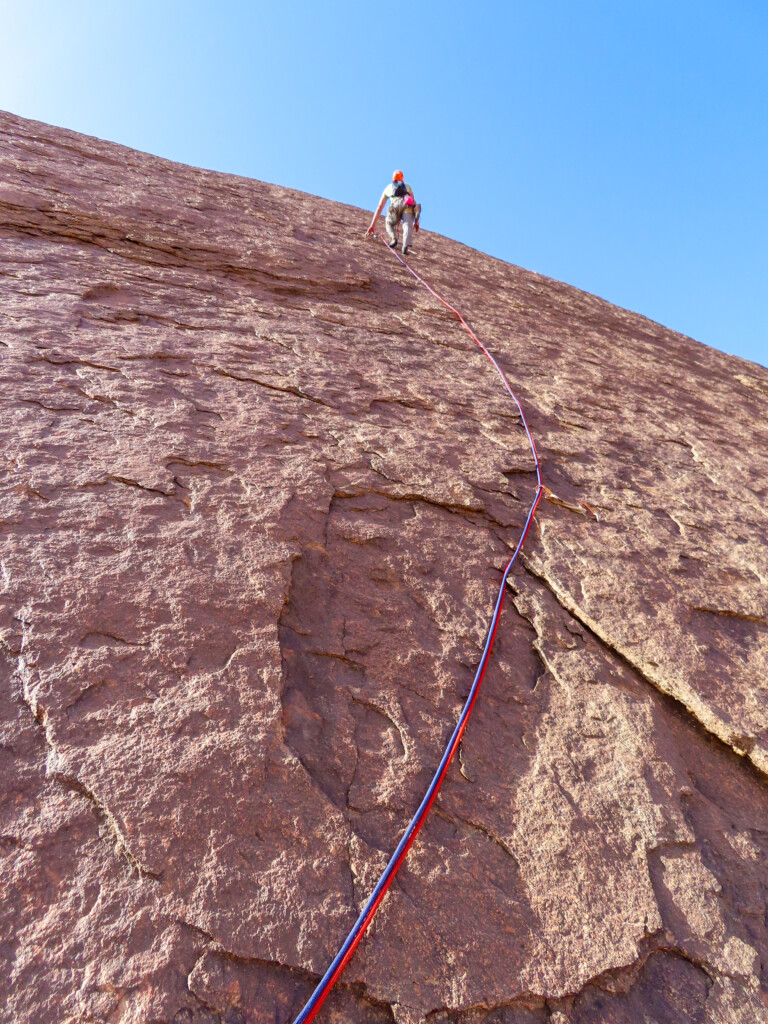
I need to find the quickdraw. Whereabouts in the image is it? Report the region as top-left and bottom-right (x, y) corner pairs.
(541, 484), (600, 521)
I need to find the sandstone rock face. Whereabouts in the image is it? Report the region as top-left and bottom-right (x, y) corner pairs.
(1, 110), (767, 1024)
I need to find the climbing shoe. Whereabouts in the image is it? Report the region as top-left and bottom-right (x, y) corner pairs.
(388, 240), (397, 248)
(402, 245), (410, 255)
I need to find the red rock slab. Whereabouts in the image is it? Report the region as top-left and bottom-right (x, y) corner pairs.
(1, 110), (767, 1023)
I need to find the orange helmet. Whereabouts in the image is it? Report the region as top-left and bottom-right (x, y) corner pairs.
(392, 170), (404, 181)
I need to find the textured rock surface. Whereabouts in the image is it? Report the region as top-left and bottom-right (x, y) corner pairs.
(1, 109), (767, 1024)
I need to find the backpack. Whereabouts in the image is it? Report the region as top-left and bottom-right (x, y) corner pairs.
(391, 180), (408, 198)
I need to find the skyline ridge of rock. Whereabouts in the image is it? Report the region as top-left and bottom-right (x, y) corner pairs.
(1, 110), (767, 1024)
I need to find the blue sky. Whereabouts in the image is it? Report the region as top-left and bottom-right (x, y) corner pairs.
(3, 1), (766, 367)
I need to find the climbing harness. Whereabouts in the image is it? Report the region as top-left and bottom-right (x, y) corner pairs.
(291, 236), (596, 1024)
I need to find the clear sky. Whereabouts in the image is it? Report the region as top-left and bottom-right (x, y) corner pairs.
(3, 0), (767, 368)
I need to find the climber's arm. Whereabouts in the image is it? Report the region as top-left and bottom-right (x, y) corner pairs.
(366, 194), (387, 235)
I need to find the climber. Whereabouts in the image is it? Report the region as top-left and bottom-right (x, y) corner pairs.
(366, 170), (420, 255)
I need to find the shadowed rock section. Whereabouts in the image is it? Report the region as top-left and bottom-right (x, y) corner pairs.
(1, 110), (767, 1023)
